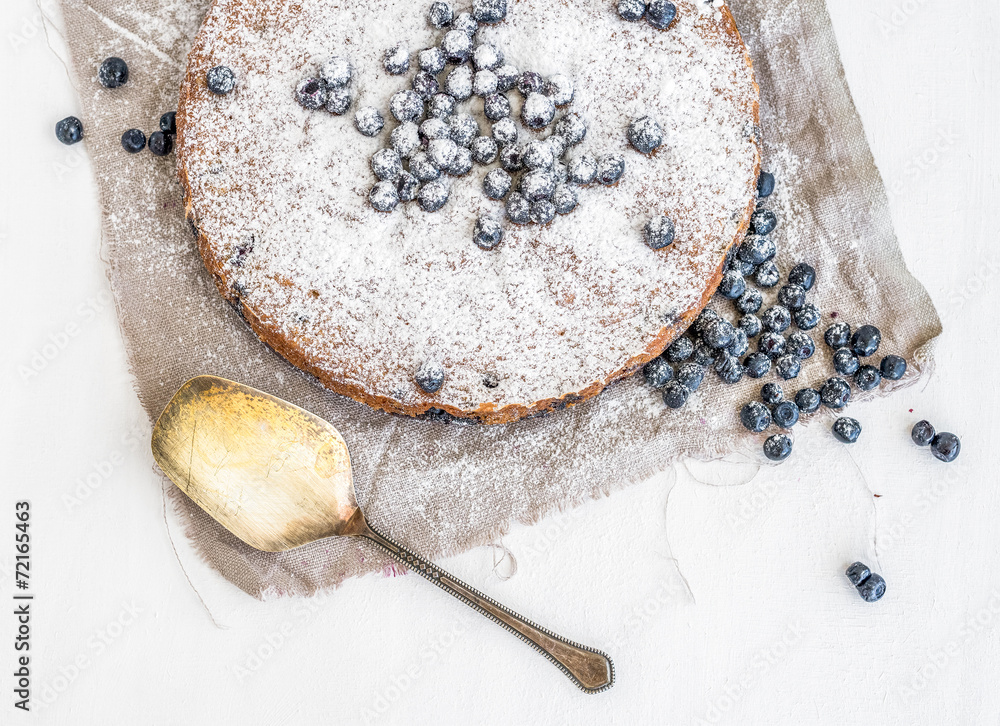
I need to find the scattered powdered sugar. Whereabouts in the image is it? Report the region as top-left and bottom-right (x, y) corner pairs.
(178, 0), (759, 417)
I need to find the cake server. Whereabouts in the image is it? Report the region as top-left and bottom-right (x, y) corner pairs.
(150, 375), (614, 693)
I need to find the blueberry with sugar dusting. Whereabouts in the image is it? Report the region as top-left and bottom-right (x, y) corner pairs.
(420, 118), (451, 141)
(692, 344), (716, 367)
(880, 354), (907, 380)
(98, 57), (129, 88)
(396, 172), (419, 202)
(832, 347), (859, 376)
(773, 400), (799, 429)
(597, 154), (625, 185)
(729, 257), (755, 277)
(160, 112), (177, 135)
(419, 47), (447, 75)
(758, 331), (786, 359)
(820, 377), (851, 409)
(763, 434), (793, 462)
(441, 30), (473, 64)
(857, 573), (886, 603)
(206, 66), (236, 95)
(384, 43), (410, 75)
(326, 87), (352, 115)
(757, 171), (775, 198)
(617, 0), (646, 21)
(545, 75), (575, 106)
(428, 138), (459, 169)
(568, 154), (598, 185)
(704, 318), (736, 349)
(148, 131), (173, 156)
(714, 353), (744, 384)
(471, 135), (498, 164)
(662, 382), (689, 409)
(717, 271), (746, 300)
(743, 352), (771, 379)
(55, 116), (83, 145)
(410, 152), (441, 182)
(453, 11), (479, 35)
(750, 208), (777, 235)
(628, 116), (663, 155)
(520, 170), (555, 201)
(739, 313), (763, 338)
(738, 235), (776, 266)
(295, 77), (327, 110)
(547, 136), (569, 163)
(428, 93), (455, 119)
(523, 140), (554, 170)
(492, 117), (518, 146)
(412, 71), (440, 100)
(824, 322), (851, 349)
(473, 70), (499, 97)
(754, 260), (781, 288)
(851, 324), (881, 357)
(522, 92), (556, 130)
(483, 93), (511, 121)
(369, 181), (399, 212)
(517, 71), (544, 96)
(911, 420), (935, 446)
(761, 382), (784, 405)
(355, 106), (385, 137)
(556, 113), (588, 146)
(741, 401), (772, 433)
(495, 64), (520, 92)
(320, 56), (352, 88)
(693, 308), (719, 337)
(121, 128), (146, 153)
(788, 262), (815, 291)
(736, 289), (763, 315)
(832, 417), (862, 443)
(644, 216), (675, 250)
(418, 179), (450, 212)
(473, 216), (504, 250)
(389, 89), (422, 123)
(506, 192), (530, 224)
(794, 303), (820, 331)
(646, 0), (677, 29)
(473, 44), (504, 71)
(774, 354), (801, 380)
(415, 359), (445, 393)
(530, 199), (556, 225)
(447, 147), (474, 176)
(666, 336), (694, 363)
(677, 362), (705, 391)
(473, 0), (508, 24)
(391, 122), (421, 158)
(428, 1), (454, 27)
(445, 65), (474, 101)
(727, 329), (749, 358)
(854, 364), (881, 391)
(794, 388), (821, 414)
(786, 331), (815, 360)
(450, 113), (479, 146)
(761, 305), (791, 333)
(930, 432), (961, 463)
(845, 562), (871, 587)
(778, 284), (806, 312)
(643, 356), (674, 388)
(499, 144), (523, 172)
(552, 185), (578, 214)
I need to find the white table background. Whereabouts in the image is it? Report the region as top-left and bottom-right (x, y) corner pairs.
(2, 1), (998, 723)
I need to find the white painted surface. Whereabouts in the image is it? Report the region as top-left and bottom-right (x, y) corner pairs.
(1, 1), (997, 722)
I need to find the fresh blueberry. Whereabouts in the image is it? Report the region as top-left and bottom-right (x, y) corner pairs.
(741, 401), (772, 433)
(739, 313), (763, 338)
(773, 400), (800, 429)
(851, 324), (882, 357)
(775, 354), (801, 380)
(778, 284), (806, 311)
(832, 417), (862, 443)
(761, 382), (784, 405)
(738, 235), (776, 266)
(854, 365), (881, 391)
(495, 64), (520, 92)
(452, 12), (479, 35)
(794, 303), (820, 331)
(794, 388), (821, 414)
(492, 117), (518, 146)
(666, 337), (694, 363)
(544, 75), (575, 106)
(371, 149), (403, 181)
(499, 144), (523, 171)
(355, 106), (385, 137)
(628, 116), (663, 155)
(98, 57), (129, 88)
(445, 65), (474, 101)
(736, 289), (763, 315)
(568, 154), (598, 185)
(552, 185), (578, 214)
(472, 44), (503, 72)
(418, 179), (450, 212)
(522, 92), (556, 130)
(743, 352), (772, 379)
(484, 168), (512, 199)
(750, 208), (777, 235)
(662, 382), (689, 409)
(506, 192), (530, 224)
(718, 271), (746, 300)
(369, 181), (399, 212)
(596, 154), (625, 185)
(320, 56), (352, 88)
(786, 331), (815, 359)
(761, 306), (791, 334)
(412, 70), (440, 99)
(147, 131), (173, 156)
(447, 147), (474, 176)
(643, 356), (674, 388)
(442, 30), (473, 64)
(879, 354), (907, 380)
(522, 140), (555, 170)
(820, 377), (851, 409)
(473, 216), (504, 250)
(758, 331), (786, 358)
(325, 87), (352, 115)
(471, 135), (498, 164)
(727, 329), (750, 358)
(693, 308), (720, 337)
(419, 48), (447, 75)
(788, 262), (815, 291)
(729, 257), (756, 277)
(428, 137), (459, 169)
(824, 322), (851, 349)
(159, 111), (177, 135)
(450, 113), (479, 146)
(755, 261), (780, 288)
(121, 128), (146, 153)
(677, 362), (706, 391)
(617, 0), (646, 21)
(846, 562), (872, 588)
(530, 199), (556, 225)
(714, 353), (744, 384)
(857, 573), (886, 602)
(472, 0), (508, 24)
(520, 169), (556, 201)
(409, 152), (440, 182)
(55, 116), (83, 145)
(763, 434), (793, 462)
(692, 344), (716, 367)
(757, 171), (775, 198)
(517, 71), (545, 96)
(556, 114), (588, 146)
(391, 122), (421, 158)
(420, 117), (451, 142)
(428, 1), (454, 27)
(206, 65), (236, 95)
(930, 432), (961, 463)
(473, 70), (499, 97)
(645, 0), (677, 29)
(644, 216), (675, 250)
(415, 360), (445, 393)
(396, 172), (420, 202)
(704, 318), (736, 349)
(911, 420), (935, 447)
(426, 93), (455, 120)
(832, 348), (859, 376)
(384, 43), (410, 75)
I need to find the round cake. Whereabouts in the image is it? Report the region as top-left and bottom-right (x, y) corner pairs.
(177, 0), (760, 424)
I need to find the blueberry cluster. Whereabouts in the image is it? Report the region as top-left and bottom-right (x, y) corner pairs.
(910, 420), (961, 462)
(846, 561), (886, 603)
(294, 55), (356, 117)
(616, 0), (678, 30)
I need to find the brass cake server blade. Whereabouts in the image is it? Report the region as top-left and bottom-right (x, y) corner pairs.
(150, 375), (614, 693)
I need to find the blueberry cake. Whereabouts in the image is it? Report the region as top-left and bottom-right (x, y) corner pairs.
(177, 0), (760, 423)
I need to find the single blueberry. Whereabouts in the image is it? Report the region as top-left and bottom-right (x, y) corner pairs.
(415, 360), (445, 393)
(471, 136), (499, 164)
(506, 192), (530, 224)
(450, 113), (479, 146)
(596, 154), (625, 185)
(147, 131), (173, 156)
(693, 308), (720, 337)
(472, 0), (508, 24)
(740, 401), (772, 433)
(473, 216), (504, 250)
(820, 377), (851, 409)
(666, 336), (694, 363)
(757, 171), (775, 198)
(754, 261), (780, 289)
(523, 140), (555, 170)
(845, 562), (871, 587)
(371, 149), (403, 181)
(427, 93), (455, 120)
(736, 289), (763, 315)
(729, 257), (756, 277)
(412, 70), (440, 100)
(419, 48), (447, 75)
(773, 400), (800, 429)
(824, 322), (851, 349)
(325, 87), (352, 115)
(794, 388), (821, 414)
(121, 128), (146, 153)
(428, 1), (454, 28)
(788, 262), (816, 291)
(761, 383), (784, 406)
(517, 71), (545, 96)
(778, 284), (807, 311)
(854, 365), (881, 391)
(410, 152), (440, 182)
(794, 303), (821, 331)
(545, 75), (575, 106)
(55, 116), (83, 145)
(418, 179), (450, 212)
(618, 0), (646, 21)
(911, 420), (935, 447)
(738, 235), (776, 266)
(391, 122), (421, 158)
(484, 168), (512, 199)
(662, 382), (689, 409)
(833, 348), (860, 376)
(775, 354), (801, 380)
(739, 313), (763, 338)
(495, 64), (520, 92)
(832, 417), (862, 443)
(758, 331), (786, 359)
(930, 432), (961, 462)
(529, 199), (556, 225)
(522, 92), (556, 130)
(384, 43), (410, 75)
(857, 573), (886, 602)
(452, 12), (479, 35)
(743, 352), (771, 379)
(787, 331), (815, 360)
(206, 66), (236, 95)
(396, 172), (419, 202)
(750, 208), (777, 235)
(159, 112), (177, 135)
(492, 117), (518, 146)
(717, 271), (746, 300)
(646, 0), (677, 29)
(420, 117), (451, 141)
(473, 70), (499, 97)
(677, 362), (706, 391)
(851, 324), (882, 357)
(355, 106), (385, 137)
(369, 181), (399, 212)
(98, 57), (129, 88)
(628, 116), (663, 155)
(644, 216), (675, 250)
(552, 185), (579, 214)
(761, 305), (791, 333)
(643, 356), (674, 388)
(727, 329), (749, 358)
(704, 318), (736, 349)
(692, 344), (716, 367)
(447, 146), (474, 176)
(763, 434), (793, 462)
(567, 154), (598, 185)
(442, 29), (473, 64)
(428, 137), (459, 170)
(472, 44), (504, 72)
(499, 144), (523, 172)
(714, 353), (744, 384)
(520, 169), (556, 202)
(445, 66), (474, 102)
(880, 354), (907, 381)
(320, 56), (352, 88)
(556, 114), (588, 146)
